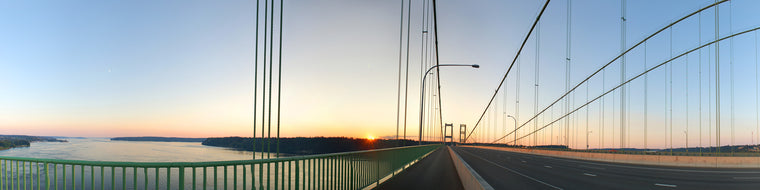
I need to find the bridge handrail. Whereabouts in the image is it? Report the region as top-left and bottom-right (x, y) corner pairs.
(0, 144), (436, 167)
(0, 144), (440, 189)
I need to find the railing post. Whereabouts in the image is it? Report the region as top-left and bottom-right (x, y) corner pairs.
(45, 162), (49, 190)
(154, 168), (158, 190)
(295, 160), (299, 190)
(133, 167), (136, 190)
(241, 165), (245, 190)
(167, 167), (171, 190)
(179, 167), (185, 190)
(233, 165), (237, 190)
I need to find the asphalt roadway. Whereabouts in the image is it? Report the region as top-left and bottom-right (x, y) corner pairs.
(453, 146), (760, 190)
(376, 146), (464, 190)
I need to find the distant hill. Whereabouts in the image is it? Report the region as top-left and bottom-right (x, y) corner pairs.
(111, 137), (206, 142)
(203, 137), (427, 155)
(660, 145), (760, 153)
(0, 135), (67, 142)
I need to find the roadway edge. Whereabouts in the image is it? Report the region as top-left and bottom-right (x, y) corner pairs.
(448, 146), (494, 190)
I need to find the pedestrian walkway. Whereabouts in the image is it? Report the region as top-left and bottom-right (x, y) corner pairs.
(376, 146), (464, 190)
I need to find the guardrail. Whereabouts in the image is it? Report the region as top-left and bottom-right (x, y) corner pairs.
(0, 144), (440, 190)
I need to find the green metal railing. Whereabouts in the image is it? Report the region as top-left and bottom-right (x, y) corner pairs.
(0, 144), (439, 190)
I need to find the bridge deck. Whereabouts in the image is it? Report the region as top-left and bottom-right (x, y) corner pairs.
(376, 146), (464, 190)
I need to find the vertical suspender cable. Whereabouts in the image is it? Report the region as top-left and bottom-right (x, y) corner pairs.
(715, 0), (721, 153)
(431, 0), (445, 143)
(253, 0), (259, 159)
(268, 0), (274, 158)
(756, 30), (759, 146)
(415, 0), (426, 141)
(535, 21), (540, 147)
(417, 0), (428, 141)
(668, 27), (674, 155)
(566, 0), (572, 147)
(464, 0), (551, 143)
(277, 0), (283, 158)
(395, 0), (404, 141)
(620, 0), (626, 149)
(262, 0), (269, 159)
(670, 27), (673, 154)
(644, 42), (648, 150)
(504, 81), (508, 144)
(516, 56), (521, 146)
(729, 0), (734, 154)
(709, 31), (713, 153)
(699, 12), (702, 155)
(403, 0), (412, 144)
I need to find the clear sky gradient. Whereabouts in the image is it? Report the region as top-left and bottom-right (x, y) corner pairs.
(2, 0), (760, 149)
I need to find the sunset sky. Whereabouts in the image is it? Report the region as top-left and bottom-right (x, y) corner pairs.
(2, 0), (760, 149)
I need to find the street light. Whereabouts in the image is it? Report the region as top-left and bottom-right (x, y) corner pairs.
(419, 64), (480, 144)
(507, 115), (517, 147)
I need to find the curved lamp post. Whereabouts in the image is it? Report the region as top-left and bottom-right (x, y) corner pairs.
(507, 115), (517, 146)
(418, 64), (479, 145)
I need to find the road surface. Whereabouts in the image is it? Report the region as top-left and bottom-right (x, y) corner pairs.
(453, 146), (760, 190)
(376, 146), (464, 190)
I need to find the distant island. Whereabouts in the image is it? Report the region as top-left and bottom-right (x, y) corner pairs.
(0, 139), (30, 151)
(0, 135), (68, 142)
(0, 135), (67, 151)
(203, 137), (426, 155)
(111, 137), (207, 142)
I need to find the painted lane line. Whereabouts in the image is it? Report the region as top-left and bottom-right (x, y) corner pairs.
(538, 155), (760, 174)
(578, 165), (605, 170)
(544, 165), (552, 168)
(459, 149), (563, 190)
(582, 173), (596, 177)
(654, 183), (677, 188)
(733, 176), (760, 180)
(521, 160), (527, 163)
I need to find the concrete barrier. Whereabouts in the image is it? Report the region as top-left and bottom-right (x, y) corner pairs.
(465, 145), (760, 168)
(447, 146), (494, 190)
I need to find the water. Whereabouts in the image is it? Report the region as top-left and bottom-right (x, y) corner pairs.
(0, 138), (291, 189)
(0, 138), (268, 162)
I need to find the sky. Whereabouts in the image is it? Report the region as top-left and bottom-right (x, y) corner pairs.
(2, 0), (760, 149)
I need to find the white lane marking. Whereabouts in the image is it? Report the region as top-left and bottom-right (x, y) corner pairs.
(733, 176), (760, 180)
(538, 155), (760, 174)
(521, 160), (527, 163)
(582, 173), (597, 177)
(654, 183), (677, 188)
(578, 165), (605, 170)
(544, 165), (552, 168)
(459, 149), (563, 190)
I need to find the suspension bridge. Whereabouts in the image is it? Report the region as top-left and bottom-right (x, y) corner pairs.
(3, 0), (760, 189)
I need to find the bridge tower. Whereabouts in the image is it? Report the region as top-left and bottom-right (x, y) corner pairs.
(443, 123), (454, 145)
(459, 124), (466, 144)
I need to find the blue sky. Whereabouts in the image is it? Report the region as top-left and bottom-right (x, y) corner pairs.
(1, 0), (760, 149)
